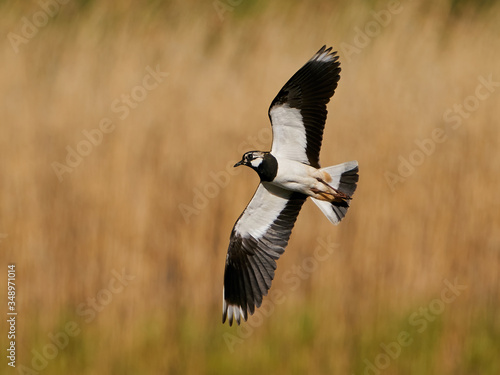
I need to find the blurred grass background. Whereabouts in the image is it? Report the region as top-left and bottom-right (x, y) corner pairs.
(1, 0), (500, 373)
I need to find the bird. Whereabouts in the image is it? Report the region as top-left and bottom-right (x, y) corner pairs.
(222, 45), (359, 326)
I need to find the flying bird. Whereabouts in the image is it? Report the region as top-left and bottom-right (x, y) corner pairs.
(222, 46), (358, 326)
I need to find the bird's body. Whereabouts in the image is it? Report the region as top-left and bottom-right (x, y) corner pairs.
(241, 152), (344, 201)
(222, 46), (359, 325)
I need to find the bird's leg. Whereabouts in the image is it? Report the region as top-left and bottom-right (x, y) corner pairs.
(310, 187), (333, 201)
(315, 177), (352, 200)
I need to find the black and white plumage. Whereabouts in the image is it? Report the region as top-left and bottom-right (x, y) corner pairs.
(223, 46), (359, 326)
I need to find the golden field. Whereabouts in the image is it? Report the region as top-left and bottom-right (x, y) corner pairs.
(1, 0), (499, 373)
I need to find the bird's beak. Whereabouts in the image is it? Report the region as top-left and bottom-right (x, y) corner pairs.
(234, 160), (244, 168)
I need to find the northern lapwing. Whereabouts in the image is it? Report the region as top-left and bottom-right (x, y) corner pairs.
(222, 46), (359, 326)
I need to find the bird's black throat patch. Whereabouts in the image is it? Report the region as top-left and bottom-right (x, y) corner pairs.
(256, 153), (278, 182)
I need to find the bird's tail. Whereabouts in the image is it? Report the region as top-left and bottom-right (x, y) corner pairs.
(311, 161), (359, 225)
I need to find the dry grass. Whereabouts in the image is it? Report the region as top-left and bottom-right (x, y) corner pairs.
(1, 0), (499, 373)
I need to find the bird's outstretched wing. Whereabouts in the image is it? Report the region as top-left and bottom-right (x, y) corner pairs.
(269, 46), (341, 168)
(223, 183), (306, 325)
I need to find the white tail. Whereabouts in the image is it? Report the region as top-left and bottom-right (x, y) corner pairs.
(311, 161), (359, 225)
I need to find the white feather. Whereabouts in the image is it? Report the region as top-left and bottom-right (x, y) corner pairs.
(314, 50), (335, 62)
(269, 104), (308, 164)
(311, 160), (358, 225)
(234, 184), (290, 240)
(311, 198), (341, 225)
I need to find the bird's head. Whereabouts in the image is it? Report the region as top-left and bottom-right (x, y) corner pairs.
(234, 151), (267, 169)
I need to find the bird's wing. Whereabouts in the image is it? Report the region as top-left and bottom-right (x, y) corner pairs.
(223, 183), (306, 325)
(268, 46), (341, 168)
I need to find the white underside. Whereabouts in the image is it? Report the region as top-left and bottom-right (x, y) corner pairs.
(271, 157), (334, 197)
(271, 158), (358, 225)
